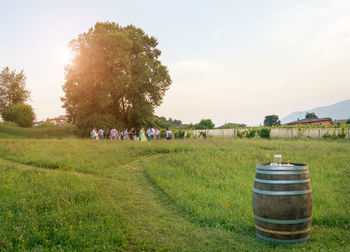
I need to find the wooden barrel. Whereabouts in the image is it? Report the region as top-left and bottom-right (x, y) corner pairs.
(252, 163), (312, 243)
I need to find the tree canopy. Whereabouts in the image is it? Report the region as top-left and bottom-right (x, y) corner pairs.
(194, 119), (215, 129)
(61, 22), (171, 133)
(264, 115), (281, 126)
(305, 112), (318, 119)
(154, 116), (182, 129)
(0, 67), (30, 114)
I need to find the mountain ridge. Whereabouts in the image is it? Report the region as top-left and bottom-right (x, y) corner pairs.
(281, 99), (350, 124)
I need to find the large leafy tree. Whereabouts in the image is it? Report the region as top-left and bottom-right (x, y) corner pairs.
(0, 67), (30, 114)
(264, 115), (281, 126)
(62, 22), (171, 131)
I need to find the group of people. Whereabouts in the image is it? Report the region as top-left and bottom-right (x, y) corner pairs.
(90, 127), (173, 141)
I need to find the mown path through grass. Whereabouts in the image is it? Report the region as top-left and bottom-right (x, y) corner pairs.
(0, 151), (272, 251)
(108, 155), (258, 251)
(0, 153), (252, 251)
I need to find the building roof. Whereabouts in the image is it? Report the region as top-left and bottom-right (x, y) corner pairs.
(333, 119), (349, 124)
(286, 117), (332, 125)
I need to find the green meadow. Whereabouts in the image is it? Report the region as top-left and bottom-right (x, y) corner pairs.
(0, 125), (349, 251)
(0, 123), (76, 139)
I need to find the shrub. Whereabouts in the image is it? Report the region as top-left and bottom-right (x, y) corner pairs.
(258, 128), (271, 139)
(174, 130), (185, 139)
(199, 131), (207, 138)
(245, 129), (257, 138)
(235, 128), (257, 138)
(338, 128), (347, 139)
(323, 131), (336, 139)
(1, 103), (35, 127)
(323, 128), (346, 140)
(41, 121), (56, 127)
(159, 129), (166, 139)
(186, 131), (193, 138)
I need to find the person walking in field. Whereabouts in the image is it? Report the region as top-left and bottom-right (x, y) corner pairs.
(110, 128), (117, 140)
(105, 128), (110, 140)
(134, 130), (140, 141)
(91, 128), (97, 140)
(166, 128), (172, 140)
(146, 128), (152, 141)
(140, 128), (147, 142)
(151, 127), (155, 141)
(155, 128), (160, 140)
(98, 128), (104, 140)
(124, 129), (128, 140)
(129, 128), (135, 140)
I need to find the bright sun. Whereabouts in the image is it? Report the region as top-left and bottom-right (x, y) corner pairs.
(59, 47), (73, 65)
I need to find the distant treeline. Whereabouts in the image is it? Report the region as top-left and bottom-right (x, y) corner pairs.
(155, 117), (216, 130)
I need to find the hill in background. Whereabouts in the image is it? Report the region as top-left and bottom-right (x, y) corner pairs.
(281, 99), (350, 124)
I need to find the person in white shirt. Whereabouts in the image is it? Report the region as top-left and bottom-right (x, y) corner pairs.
(98, 128), (104, 140)
(91, 128), (97, 140)
(166, 128), (172, 140)
(155, 128), (160, 140)
(110, 128), (117, 140)
(151, 127), (155, 141)
(147, 128), (152, 141)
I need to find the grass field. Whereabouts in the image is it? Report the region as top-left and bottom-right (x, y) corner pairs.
(0, 123), (76, 139)
(0, 127), (349, 251)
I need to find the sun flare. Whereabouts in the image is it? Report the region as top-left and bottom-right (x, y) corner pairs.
(59, 47), (73, 65)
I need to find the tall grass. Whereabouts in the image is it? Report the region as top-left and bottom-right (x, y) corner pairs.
(0, 159), (125, 251)
(0, 137), (348, 250)
(144, 139), (350, 249)
(0, 122), (76, 139)
(0, 139), (192, 176)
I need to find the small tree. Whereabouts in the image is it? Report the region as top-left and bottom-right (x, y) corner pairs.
(346, 119), (350, 125)
(2, 103), (35, 127)
(194, 119), (215, 129)
(0, 67), (30, 114)
(305, 112), (318, 119)
(263, 115), (281, 126)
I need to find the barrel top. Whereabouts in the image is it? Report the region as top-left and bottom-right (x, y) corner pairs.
(256, 163), (308, 170)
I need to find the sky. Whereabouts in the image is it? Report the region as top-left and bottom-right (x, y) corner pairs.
(1, 0), (350, 126)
